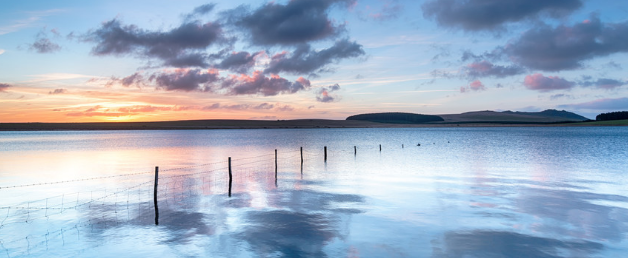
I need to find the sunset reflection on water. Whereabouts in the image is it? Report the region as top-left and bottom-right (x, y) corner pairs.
(1, 127), (627, 257)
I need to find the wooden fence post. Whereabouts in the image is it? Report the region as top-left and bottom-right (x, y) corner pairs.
(154, 166), (159, 225)
(228, 157), (232, 197)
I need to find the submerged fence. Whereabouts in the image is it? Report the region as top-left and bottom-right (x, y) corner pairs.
(0, 143), (432, 257)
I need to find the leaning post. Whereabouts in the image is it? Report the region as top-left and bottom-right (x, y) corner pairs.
(154, 166), (159, 225)
(228, 157), (232, 197)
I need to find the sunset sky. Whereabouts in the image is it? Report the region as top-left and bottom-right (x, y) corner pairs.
(1, 0), (627, 122)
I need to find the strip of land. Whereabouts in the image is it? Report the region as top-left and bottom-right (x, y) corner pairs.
(1, 118), (626, 131)
(2, 109), (626, 131)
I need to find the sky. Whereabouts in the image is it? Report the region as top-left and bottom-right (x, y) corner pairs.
(1, 0), (628, 122)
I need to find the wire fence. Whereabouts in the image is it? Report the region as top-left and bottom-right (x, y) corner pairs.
(0, 143), (417, 257)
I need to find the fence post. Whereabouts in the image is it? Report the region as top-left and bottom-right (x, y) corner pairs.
(275, 149), (278, 187)
(354, 146), (356, 156)
(300, 147), (303, 164)
(275, 149), (278, 175)
(324, 146), (327, 162)
(228, 157), (232, 197)
(154, 166), (159, 225)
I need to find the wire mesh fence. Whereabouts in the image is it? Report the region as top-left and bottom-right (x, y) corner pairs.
(0, 143), (403, 257)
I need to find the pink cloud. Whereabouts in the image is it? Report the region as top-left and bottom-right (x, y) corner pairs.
(524, 73), (575, 92)
(469, 80), (485, 91)
(460, 80), (486, 93)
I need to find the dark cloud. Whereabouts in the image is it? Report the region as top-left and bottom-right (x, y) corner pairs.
(107, 69), (311, 96)
(523, 73), (575, 92)
(579, 78), (626, 90)
(151, 69), (221, 91)
(184, 3), (216, 21)
(558, 97), (628, 110)
(215, 51), (261, 74)
(264, 39), (365, 75)
(463, 60), (525, 78)
(460, 49), (502, 63)
(222, 71), (311, 96)
(107, 72), (145, 88)
(164, 53), (211, 68)
(504, 15), (628, 71)
(48, 88), (68, 94)
(549, 93), (573, 100)
(30, 38), (61, 53)
(86, 19), (224, 67)
(231, 0), (355, 45)
(0, 83), (11, 92)
(422, 0), (582, 31)
(316, 84), (340, 102)
(29, 28), (62, 53)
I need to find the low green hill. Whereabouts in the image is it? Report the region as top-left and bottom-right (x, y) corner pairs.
(346, 112), (444, 124)
(440, 109), (588, 123)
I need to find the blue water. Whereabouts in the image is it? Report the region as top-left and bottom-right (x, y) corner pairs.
(1, 127), (627, 257)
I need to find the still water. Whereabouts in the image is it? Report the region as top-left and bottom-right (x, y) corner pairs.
(1, 127), (627, 257)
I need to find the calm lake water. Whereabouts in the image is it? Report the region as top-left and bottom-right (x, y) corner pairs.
(1, 127), (627, 257)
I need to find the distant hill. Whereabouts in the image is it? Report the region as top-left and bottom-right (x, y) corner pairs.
(504, 109), (589, 121)
(346, 112), (444, 124)
(439, 109), (588, 123)
(345, 110), (588, 125)
(596, 111), (628, 121)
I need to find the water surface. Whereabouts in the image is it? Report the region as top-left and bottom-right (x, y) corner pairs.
(1, 127), (627, 257)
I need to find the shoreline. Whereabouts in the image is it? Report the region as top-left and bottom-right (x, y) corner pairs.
(1, 119), (626, 131)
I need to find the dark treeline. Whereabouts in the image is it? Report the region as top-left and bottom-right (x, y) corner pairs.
(346, 112), (444, 124)
(596, 111), (628, 121)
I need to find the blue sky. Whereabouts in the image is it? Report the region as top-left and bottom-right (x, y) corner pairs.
(1, 0), (627, 122)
